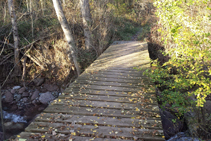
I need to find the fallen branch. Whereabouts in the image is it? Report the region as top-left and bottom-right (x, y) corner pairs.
(0, 41), (14, 48)
(21, 51), (46, 70)
(0, 52), (13, 65)
(20, 32), (60, 50)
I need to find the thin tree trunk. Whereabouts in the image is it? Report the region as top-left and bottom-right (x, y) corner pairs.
(3, 2), (7, 25)
(79, 0), (93, 51)
(52, 0), (81, 75)
(41, 0), (45, 16)
(26, 0), (29, 12)
(8, 0), (21, 75)
(62, 0), (66, 6)
(30, 0), (34, 38)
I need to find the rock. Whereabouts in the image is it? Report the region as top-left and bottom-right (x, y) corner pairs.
(5, 91), (13, 103)
(39, 92), (55, 104)
(184, 111), (199, 137)
(167, 132), (202, 141)
(10, 105), (18, 111)
(10, 89), (16, 94)
(14, 94), (21, 102)
(33, 77), (45, 86)
(13, 86), (21, 90)
(38, 106), (46, 112)
(205, 100), (211, 114)
(22, 97), (28, 103)
(31, 90), (39, 100)
(18, 87), (26, 94)
(160, 108), (185, 140)
(22, 92), (29, 97)
(4, 122), (25, 131)
(43, 84), (59, 92)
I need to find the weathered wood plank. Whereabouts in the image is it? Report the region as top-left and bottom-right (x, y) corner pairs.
(59, 94), (157, 104)
(62, 89), (156, 98)
(43, 104), (160, 119)
(16, 132), (135, 141)
(24, 122), (164, 140)
(35, 114), (162, 129)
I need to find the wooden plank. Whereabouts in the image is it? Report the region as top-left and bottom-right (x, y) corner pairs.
(43, 104), (160, 119)
(77, 77), (146, 84)
(35, 114), (162, 129)
(68, 85), (142, 92)
(17, 132), (135, 141)
(50, 99), (159, 109)
(79, 73), (146, 80)
(24, 122), (164, 140)
(72, 80), (146, 88)
(58, 94), (158, 105)
(65, 86), (153, 93)
(62, 89), (156, 98)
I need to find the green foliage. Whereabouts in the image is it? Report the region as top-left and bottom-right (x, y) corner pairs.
(144, 0), (211, 116)
(107, 0), (130, 16)
(115, 20), (140, 40)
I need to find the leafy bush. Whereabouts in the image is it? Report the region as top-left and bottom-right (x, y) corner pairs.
(145, 0), (211, 116)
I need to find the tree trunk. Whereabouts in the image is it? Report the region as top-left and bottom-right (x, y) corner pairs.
(8, 0), (21, 75)
(40, 0), (45, 15)
(52, 0), (81, 75)
(3, 2), (7, 25)
(79, 0), (93, 51)
(26, 0), (30, 12)
(30, 0), (34, 38)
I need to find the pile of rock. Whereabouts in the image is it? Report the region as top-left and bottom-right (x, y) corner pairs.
(2, 84), (60, 116)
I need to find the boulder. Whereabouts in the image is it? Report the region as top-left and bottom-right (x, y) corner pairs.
(31, 90), (39, 100)
(160, 108), (185, 140)
(4, 91), (13, 103)
(39, 92), (55, 104)
(167, 132), (202, 141)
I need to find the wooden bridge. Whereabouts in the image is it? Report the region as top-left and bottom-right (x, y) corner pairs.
(15, 41), (164, 141)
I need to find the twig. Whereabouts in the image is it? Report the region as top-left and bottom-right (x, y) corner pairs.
(19, 32), (60, 50)
(0, 53), (13, 65)
(21, 56), (27, 87)
(0, 41), (14, 48)
(21, 50), (46, 70)
(0, 86), (5, 140)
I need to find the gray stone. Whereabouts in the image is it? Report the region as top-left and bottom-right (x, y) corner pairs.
(22, 92), (29, 97)
(31, 90), (39, 100)
(10, 89), (16, 94)
(13, 86), (21, 90)
(14, 94), (21, 102)
(22, 97), (28, 103)
(4, 91), (13, 103)
(18, 87), (26, 94)
(39, 92), (55, 104)
(33, 77), (45, 86)
(167, 132), (202, 141)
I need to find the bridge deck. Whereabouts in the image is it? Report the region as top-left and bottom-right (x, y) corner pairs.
(15, 41), (164, 141)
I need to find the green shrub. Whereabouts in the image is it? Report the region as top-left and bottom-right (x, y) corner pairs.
(145, 0), (211, 116)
